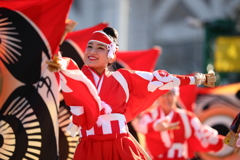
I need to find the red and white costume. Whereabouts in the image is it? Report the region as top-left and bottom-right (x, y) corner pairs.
(57, 30), (198, 160)
(134, 107), (225, 160)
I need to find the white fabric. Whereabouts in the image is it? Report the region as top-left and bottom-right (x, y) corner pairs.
(89, 68), (104, 93)
(176, 108), (191, 139)
(90, 70), (100, 86)
(84, 113), (127, 136)
(99, 113), (126, 121)
(102, 121), (112, 134)
(59, 73), (73, 93)
(107, 42), (117, 59)
(97, 77), (104, 93)
(194, 73), (206, 86)
(167, 143), (183, 158)
(135, 71), (153, 81)
(148, 81), (164, 92)
(89, 31), (118, 59)
(191, 117), (219, 148)
(95, 113), (126, 128)
(100, 101), (112, 114)
(119, 119), (128, 134)
(112, 71), (129, 102)
(96, 116), (105, 127)
(160, 111), (173, 148)
(86, 127), (95, 136)
(100, 114), (127, 134)
(60, 69), (102, 111)
(134, 71), (182, 92)
(172, 76), (181, 87)
(66, 116), (81, 137)
(153, 110), (174, 148)
(182, 141), (188, 159)
(70, 106), (84, 116)
(59, 58), (68, 71)
(96, 101), (113, 126)
(189, 76), (195, 85)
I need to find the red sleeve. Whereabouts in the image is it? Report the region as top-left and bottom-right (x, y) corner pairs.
(71, 114), (86, 128)
(117, 69), (193, 121)
(133, 111), (174, 157)
(186, 113), (224, 158)
(147, 122), (156, 133)
(60, 57), (101, 130)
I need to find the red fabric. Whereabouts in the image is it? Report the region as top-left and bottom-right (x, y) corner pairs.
(152, 157), (185, 160)
(117, 46), (161, 72)
(111, 121), (120, 133)
(178, 73), (197, 112)
(118, 69), (192, 122)
(1, 0), (73, 56)
(79, 65), (192, 124)
(187, 133), (224, 155)
(60, 58), (196, 159)
(89, 31), (112, 44)
(73, 133), (146, 160)
(83, 66), (193, 122)
(80, 119), (128, 137)
(179, 85), (198, 112)
(137, 108), (224, 159)
(60, 58), (100, 130)
(65, 22), (109, 55)
(146, 121), (174, 158)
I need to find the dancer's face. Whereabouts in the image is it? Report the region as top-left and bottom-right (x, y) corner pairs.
(157, 90), (178, 111)
(84, 41), (111, 74)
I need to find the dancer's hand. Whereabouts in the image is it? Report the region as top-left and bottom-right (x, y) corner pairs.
(46, 55), (62, 72)
(155, 119), (180, 131)
(203, 73), (216, 87)
(194, 72), (216, 87)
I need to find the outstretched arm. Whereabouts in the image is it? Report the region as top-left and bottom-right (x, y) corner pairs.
(193, 72), (216, 87)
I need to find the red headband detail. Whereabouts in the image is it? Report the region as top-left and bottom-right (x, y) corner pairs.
(88, 31), (112, 44)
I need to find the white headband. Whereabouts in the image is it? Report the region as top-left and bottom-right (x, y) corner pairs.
(88, 31), (118, 59)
